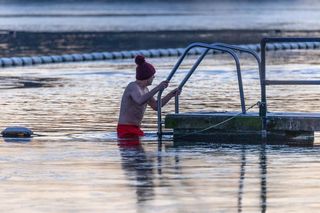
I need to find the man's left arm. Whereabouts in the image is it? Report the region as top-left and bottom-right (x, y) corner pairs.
(148, 88), (181, 111)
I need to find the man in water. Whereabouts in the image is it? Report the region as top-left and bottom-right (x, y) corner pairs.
(117, 55), (180, 139)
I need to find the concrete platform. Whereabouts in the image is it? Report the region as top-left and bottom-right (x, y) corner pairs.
(165, 112), (320, 146)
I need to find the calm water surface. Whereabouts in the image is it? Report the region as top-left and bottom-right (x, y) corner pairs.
(1, 51), (320, 212)
(1, 0), (320, 31)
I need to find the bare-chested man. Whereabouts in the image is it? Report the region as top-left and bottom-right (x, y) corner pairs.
(117, 55), (180, 138)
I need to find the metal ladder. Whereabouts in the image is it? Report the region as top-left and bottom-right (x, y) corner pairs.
(156, 42), (261, 136)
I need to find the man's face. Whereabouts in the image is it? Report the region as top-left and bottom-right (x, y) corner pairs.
(147, 75), (155, 85)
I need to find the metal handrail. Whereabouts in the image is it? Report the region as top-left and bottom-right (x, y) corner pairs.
(214, 43), (261, 77)
(260, 37), (320, 117)
(265, 80), (320, 85)
(214, 43), (264, 126)
(157, 42), (245, 136)
(176, 45), (245, 112)
(174, 42), (262, 113)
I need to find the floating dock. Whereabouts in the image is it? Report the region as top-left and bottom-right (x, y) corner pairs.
(165, 112), (318, 146)
(158, 37), (320, 145)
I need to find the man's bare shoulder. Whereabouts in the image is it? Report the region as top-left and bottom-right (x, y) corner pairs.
(125, 81), (149, 97)
(123, 81), (140, 97)
(125, 81), (139, 93)
(127, 81), (138, 89)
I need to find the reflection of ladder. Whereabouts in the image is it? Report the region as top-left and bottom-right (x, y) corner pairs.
(156, 42), (261, 136)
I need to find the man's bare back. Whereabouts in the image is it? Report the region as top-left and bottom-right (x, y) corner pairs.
(118, 81), (149, 126)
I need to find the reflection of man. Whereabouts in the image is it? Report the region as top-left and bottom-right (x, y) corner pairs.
(118, 139), (154, 203)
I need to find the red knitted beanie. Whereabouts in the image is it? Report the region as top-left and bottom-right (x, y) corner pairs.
(135, 55), (156, 80)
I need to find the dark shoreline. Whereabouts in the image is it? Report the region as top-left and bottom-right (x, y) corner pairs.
(1, 29), (320, 57)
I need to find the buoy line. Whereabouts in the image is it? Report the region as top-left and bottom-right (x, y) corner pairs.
(1, 42), (320, 68)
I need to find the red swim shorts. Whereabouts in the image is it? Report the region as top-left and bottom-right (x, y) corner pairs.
(117, 124), (144, 138)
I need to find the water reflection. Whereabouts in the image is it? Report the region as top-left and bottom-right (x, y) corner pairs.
(0, 53), (319, 212)
(260, 144), (267, 213)
(237, 145), (246, 213)
(2, 136), (32, 143)
(237, 143), (267, 213)
(118, 138), (155, 203)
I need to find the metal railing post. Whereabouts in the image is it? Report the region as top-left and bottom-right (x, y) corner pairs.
(260, 39), (267, 118)
(259, 37), (320, 134)
(157, 43), (202, 136)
